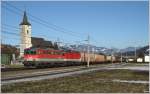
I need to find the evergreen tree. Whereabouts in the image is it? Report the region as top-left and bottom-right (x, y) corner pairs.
(53, 42), (59, 49)
(138, 52), (144, 58)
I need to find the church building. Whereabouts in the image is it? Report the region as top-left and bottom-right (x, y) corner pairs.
(19, 11), (57, 57)
(20, 11), (32, 57)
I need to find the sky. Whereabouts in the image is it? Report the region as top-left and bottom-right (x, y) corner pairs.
(1, 1), (149, 49)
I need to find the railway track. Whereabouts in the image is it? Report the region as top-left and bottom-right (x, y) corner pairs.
(1, 67), (33, 72)
(2, 63), (122, 79)
(2, 66), (89, 81)
(1, 63), (111, 72)
(2, 63), (126, 85)
(1, 65), (78, 72)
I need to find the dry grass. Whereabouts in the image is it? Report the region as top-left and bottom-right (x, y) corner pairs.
(1, 69), (149, 93)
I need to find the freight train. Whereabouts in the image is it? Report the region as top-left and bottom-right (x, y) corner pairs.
(23, 47), (118, 67)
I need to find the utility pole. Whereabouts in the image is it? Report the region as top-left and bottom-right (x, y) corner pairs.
(87, 34), (90, 67)
(57, 38), (60, 46)
(126, 52), (128, 63)
(111, 48), (113, 64)
(75, 41), (80, 51)
(121, 51), (122, 63)
(134, 46), (136, 62)
(56, 38), (62, 50)
(1, 35), (3, 44)
(92, 48), (95, 62)
(83, 47), (86, 62)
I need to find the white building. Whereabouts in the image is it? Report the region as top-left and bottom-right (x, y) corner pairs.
(144, 55), (150, 62)
(20, 11), (32, 57)
(137, 58), (143, 63)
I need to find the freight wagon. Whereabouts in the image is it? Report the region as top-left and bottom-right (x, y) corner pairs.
(80, 52), (105, 64)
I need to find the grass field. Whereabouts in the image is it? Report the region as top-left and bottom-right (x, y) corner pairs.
(2, 69), (149, 93)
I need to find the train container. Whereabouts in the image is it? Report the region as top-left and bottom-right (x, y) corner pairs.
(80, 52), (95, 63)
(80, 52), (105, 63)
(106, 56), (111, 62)
(112, 56), (116, 62)
(94, 54), (105, 63)
(106, 55), (116, 63)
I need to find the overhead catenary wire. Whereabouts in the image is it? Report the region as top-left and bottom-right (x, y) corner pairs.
(2, 30), (20, 36)
(2, 26), (20, 32)
(2, 24), (20, 30)
(1, 29), (51, 41)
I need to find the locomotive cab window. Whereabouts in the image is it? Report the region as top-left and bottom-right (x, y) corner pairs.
(30, 51), (36, 54)
(24, 50), (29, 54)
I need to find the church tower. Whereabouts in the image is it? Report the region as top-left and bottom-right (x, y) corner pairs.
(20, 11), (32, 57)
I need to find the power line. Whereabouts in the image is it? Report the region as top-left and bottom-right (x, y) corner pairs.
(3, 5), (82, 40)
(2, 26), (19, 32)
(2, 25), (59, 41)
(2, 8), (86, 48)
(2, 30), (20, 36)
(2, 24), (106, 51)
(1, 35), (20, 40)
(2, 2), (84, 39)
(1, 28), (64, 47)
(2, 24), (20, 30)
(2, 2), (97, 49)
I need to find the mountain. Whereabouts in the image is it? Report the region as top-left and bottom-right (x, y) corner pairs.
(118, 46), (141, 52)
(60, 44), (148, 57)
(120, 45), (149, 57)
(120, 47), (136, 52)
(136, 45), (149, 56)
(60, 44), (119, 55)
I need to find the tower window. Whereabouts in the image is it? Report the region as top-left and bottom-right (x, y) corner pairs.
(27, 30), (29, 34)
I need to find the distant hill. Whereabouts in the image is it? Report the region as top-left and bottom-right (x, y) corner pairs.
(60, 44), (111, 55)
(60, 44), (149, 57)
(121, 45), (149, 58)
(120, 47), (141, 53)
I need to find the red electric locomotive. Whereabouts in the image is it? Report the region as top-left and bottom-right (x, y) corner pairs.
(23, 47), (81, 67)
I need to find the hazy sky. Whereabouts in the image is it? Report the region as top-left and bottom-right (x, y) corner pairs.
(1, 1), (149, 49)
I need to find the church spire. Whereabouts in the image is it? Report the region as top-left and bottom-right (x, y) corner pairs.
(20, 11), (31, 25)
